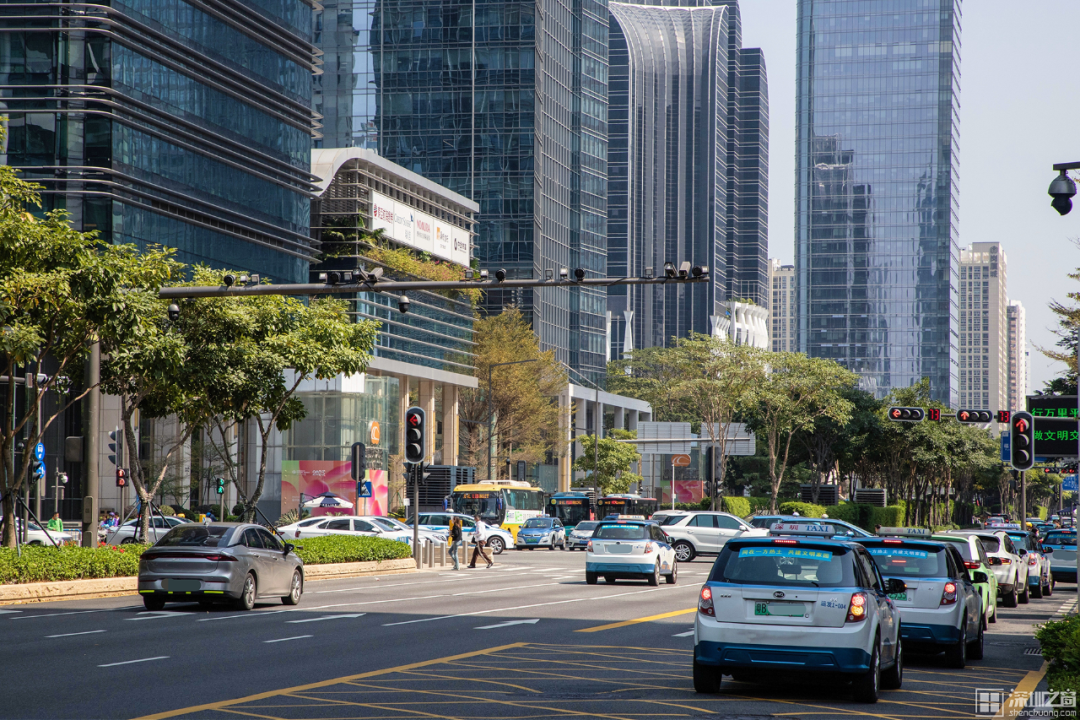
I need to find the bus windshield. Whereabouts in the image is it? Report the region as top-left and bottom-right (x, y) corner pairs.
(551, 502), (592, 526)
(452, 493), (500, 523)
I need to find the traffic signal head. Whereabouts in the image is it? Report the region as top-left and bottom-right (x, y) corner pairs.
(997, 410), (1011, 423)
(887, 407), (925, 423)
(704, 446), (716, 484)
(215, 477), (226, 495)
(404, 406), (426, 464)
(115, 468), (127, 488)
(1010, 411), (1035, 471)
(957, 409), (993, 424)
(350, 442), (367, 481)
(108, 427), (120, 465)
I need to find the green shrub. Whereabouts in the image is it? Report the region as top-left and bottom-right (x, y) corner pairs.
(722, 497), (751, 518)
(158, 505), (176, 516)
(748, 497), (772, 513)
(779, 501), (827, 518)
(1036, 616), (1080, 701)
(0, 544), (147, 585)
(1036, 506), (1049, 521)
(871, 505), (905, 528)
(286, 535), (413, 565)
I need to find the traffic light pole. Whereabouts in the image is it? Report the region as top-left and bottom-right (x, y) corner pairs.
(412, 463), (420, 568)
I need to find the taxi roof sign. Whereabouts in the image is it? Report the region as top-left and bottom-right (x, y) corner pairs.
(877, 527), (932, 538)
(769, 522), (837, 537)
(987, 523), (1023, 530)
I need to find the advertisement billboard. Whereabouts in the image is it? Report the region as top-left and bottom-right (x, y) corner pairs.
(281, 460), (388, 517)
(370, 191), (470, 267)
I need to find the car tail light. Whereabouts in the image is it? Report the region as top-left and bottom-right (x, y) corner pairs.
(644, 543), (655, 554)
(587, 540), (593, 552)
(999, 558), (1011, 565)
(963, 561), (980, 570)
(940, 581), (958, 606)
(203, 554), (238, 562)
(1028, 555), (1039, 565)
(773, 538), (798, 545)
(846, 592), (867, 623)
(699, 586), (715, 617)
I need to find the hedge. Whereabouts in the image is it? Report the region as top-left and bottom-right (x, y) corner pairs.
(721, 497), (751, 517)
(286, 535), (413, 565)
(0, 544), (146, 584)
(1036, 506), (1049, 521)
(1036, 616), (1080, 702)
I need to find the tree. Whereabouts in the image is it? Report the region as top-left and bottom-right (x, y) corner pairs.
(458, 308), (567, 479)
(606, 346), (699, 424)
(573, 429), (641, 495)
(0, 165), (177, 547)
(747, 353), (858, 513)
(797, 387), (880, 504)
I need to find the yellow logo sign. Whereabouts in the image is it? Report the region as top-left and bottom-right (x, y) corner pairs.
(370, 420), (381, 445)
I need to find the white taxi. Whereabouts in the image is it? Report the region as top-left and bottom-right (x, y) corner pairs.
(944, 529), (1029, 606)
(694, 522), (903, 703)
(585, 520), (677, 586)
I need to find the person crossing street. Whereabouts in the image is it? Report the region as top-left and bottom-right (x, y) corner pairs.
(467, 514), (493, 569)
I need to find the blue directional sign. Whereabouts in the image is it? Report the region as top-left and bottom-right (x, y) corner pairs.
(1001, 433), (1010, 462)
(35, 461), (46, 479)
(358, 480), (372, 499)
(34, 443), (44, 461)
(1064, 477), (1079, 493)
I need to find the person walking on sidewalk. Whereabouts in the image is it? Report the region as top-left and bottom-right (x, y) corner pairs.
(448, 517), (463, 570)
(467, 514), (493, 568)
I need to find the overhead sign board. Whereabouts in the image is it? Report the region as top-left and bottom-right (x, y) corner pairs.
(638, 422), (692, 455)
(370, 191), (470, 267)
(1033, 417), (1079, 458)
(1064, 477), (1079, 493)
(1027, 395), (1079, 419)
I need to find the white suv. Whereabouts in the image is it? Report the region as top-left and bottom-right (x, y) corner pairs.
(658, 511), (765, 562)
(945, 530), (1029, 607)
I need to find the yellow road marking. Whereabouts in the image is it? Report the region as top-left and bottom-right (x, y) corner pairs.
(994, 661), (1047, 720)
(576, 608), (696, 632)
(131, 643), (527, 720)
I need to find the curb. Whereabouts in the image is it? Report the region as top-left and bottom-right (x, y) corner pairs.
(0, 557), (420, 606)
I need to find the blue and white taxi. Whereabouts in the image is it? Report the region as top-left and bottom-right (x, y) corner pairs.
(1042, 529), (1077, 584)
(585, 519), (677, 586)
(857, 528), (984, 668)
(693, 522), (903, 703)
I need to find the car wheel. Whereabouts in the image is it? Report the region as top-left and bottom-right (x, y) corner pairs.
(487, 537), (505, 554)
(586, 571), (598, 585)
(673, 541), (695, 563)
(28, 541), (43, 547)
(648, 562), (660, 586)
(282, 570), (302, 606)
(527, 547), (535, 551)
(944, 622), (967, 669)
(1019, 582), (1030, 604)
(1003, 585), (1018, 608)
(1047, 576), (1055, 596)
(143, 595), (166, 611)
(549, 540), (556, 551)
(120, 537), (135, 545)
(989, 605), (997, 623)
(1032, 579), (1043, 599)
(666, 561), (678, 584)
(693, 658), (722, 693)
(881, 637), (903, 690)
(969, 614), (985, 660)
(236, 573), (257, 611)
(852, 636), (881, 703)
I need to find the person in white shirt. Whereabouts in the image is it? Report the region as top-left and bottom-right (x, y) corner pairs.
(468, 515), (494, 568)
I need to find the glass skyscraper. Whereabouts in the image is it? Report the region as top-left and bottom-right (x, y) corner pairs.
(315, 0), (608, 383)
(795, 0), (961, 403)
(0, 0), (320, 283)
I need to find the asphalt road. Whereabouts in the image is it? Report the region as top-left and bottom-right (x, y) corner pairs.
(0, 548), (1071, 720)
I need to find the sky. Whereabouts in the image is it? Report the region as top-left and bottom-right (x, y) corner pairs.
(738, 0), (1080, 398)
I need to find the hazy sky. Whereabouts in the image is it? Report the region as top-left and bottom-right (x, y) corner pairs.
(739, 0), (1080, 399)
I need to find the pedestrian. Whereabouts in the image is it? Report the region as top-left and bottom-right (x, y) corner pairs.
(448, 517), (463, 570)
(467, 514), (493, 569)
(47, 512), (64, 533)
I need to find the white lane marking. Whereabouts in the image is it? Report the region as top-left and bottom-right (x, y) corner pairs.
(672, 630), (695, 637)
(383, 586), (690, 627)
(0, 610), (22, 615)
(452, 582), (562, 597)
(264, 635), (313, 643)
(197, 610), (291, 623)
(98, 656), (169, 668)
(315, 577), (469, 593)
(12, 609), (112, 620)
(126, 611), (188, 621)
(47, 629), (106, 639)
(475, 618), (539, 630)
(286, 613), (365, 624)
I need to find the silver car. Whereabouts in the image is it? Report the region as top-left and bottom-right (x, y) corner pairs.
(137, 523), (304, 612)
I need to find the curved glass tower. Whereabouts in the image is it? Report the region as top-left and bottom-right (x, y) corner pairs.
(795, 0), (961, 403)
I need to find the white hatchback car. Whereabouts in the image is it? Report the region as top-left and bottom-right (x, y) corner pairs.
(585, 520), (677, 585)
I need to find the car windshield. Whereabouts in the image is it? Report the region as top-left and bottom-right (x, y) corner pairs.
(937, 538), (975, 561)
(157, 525), (231, 547)
(1044, 532), (1077, 547)
(864, 544), (947, 577)
(593, 524), (648, 540)
(710, 543), (854, 587)
(370, 518), (400, 531)
(522, 518), (552, 529)
(748, 517), (776, 529)
(574, 522), (599, 533)
(977, 536), (1000, 553)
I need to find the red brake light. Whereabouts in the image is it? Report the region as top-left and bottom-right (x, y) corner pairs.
(883, 539), (902, 545)
(204, 554), (238, 562)
(773, 538), (798, 545)
(644, 543), (655, 554)
(999, 558), (1011, 565)
(1028, 555), (1038, 565)
(964, 561), (979, 570)
(699, 586), (715, 617)
(941, 581), (958, 606)
(846, 592), (867, 623)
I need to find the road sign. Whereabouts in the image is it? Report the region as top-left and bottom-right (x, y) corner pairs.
(1001, 432), (1010, 462)
(34, 443), (45, 461)
(1027, 395), (1078, 419)
(671, 454), (691, 467)
(1064, 477), (1079, 493)
(1033, 417), (1079, 458)
(358, 480), (373, 498)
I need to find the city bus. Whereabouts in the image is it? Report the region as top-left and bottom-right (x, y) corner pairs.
(450, 480), (546, 539)
(597, 493), (658, 520)
(546, 491), (597, 534)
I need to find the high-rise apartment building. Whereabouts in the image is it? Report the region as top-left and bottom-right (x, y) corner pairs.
(1007, 301), (1028, 411)
(795, 0), (961, 403)
(316, 0), (609, 382)
(769, 260), (796, 352)
(958, 243), (1008, 413)
(0, 0), (321, 283)
(606, 0), (768, 356)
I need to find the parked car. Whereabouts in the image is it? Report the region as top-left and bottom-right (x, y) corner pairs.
(105, 516), (192, 545)
(276, 515), (415, 545)
(138, 523), (303, 611)
(411, 512), (512, 554)
(0, 519), (79, 546)
(658, 511), (766, 562)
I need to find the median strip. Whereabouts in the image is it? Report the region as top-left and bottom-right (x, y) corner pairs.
(576, 607), (697, 633)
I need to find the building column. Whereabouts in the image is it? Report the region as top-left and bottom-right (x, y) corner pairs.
(558, 388), (572, 492)
(628, 409), (639, 433)
(614, 406), (625, 432)
(419, 380), (437, 463)
(441, 384), (459, 466)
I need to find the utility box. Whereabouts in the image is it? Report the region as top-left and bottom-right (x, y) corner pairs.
(854, 488), (888, 507)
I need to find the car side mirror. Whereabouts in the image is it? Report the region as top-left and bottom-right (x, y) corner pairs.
(1043, 547), (1053, 554)
(285, 543), (294, 555)
(972, 571), (989, 583)
(1017, 549), (1027, 556)
(885, 578), (906, 594)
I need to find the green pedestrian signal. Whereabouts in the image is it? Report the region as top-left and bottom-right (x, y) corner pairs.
(215, 477), (226, 495)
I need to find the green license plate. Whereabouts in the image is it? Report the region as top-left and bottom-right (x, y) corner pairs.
(754, 602), (806, 617)
(888, 592), (908, 601)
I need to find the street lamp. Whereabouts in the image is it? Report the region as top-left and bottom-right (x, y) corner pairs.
(488, 359), (538, 480)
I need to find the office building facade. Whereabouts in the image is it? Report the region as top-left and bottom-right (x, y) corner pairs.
(958, 243), (1008, 413)
(795, 0), (961, 403)
(769, 260), (796, 352)
(317, 0), (608, 383)
(1007, 301), (1028, 411)
(0, 0), (322, 283)
(606, 0), (768, 356)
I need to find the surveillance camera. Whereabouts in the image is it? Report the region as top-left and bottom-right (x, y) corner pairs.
(559, 268), (569, 280)
(678, 261), (691, 278)
(167, 303), (180, 323)
(495, 268), (507, 281)
(1049, 170), (1076, 216)
(223, 274), (236, 287)
(574, 268), (586, 281)
(398, 294), (410, 314)
(479, 269), (489, 280)
(327, 271), (341, 285)
(663, 262), (677, 278)
(692, 265), (708, 278)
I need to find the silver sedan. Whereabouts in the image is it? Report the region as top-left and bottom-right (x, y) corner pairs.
(137, 523), (304, 611)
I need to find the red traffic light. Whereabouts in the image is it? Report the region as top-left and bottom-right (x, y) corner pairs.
(115, 468), (127, 487)
(1014, 417), (1030, 433)
(891, 408), (902, 419)
(958, 410), (970, 422)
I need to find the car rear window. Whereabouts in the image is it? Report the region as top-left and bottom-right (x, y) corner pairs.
(574, 522), (599, 533)
(748, 517), (775, 529)
(977, 536), (1000, 553)
(865, 544), (947, 577)
(1045, 532), (1077, 547)
(659, 515), (686, 526)
(593, 524), (648, 540)
(710, 543), (854, 587)
(937, 539), (975, 561)
(157, 526), (231, 547)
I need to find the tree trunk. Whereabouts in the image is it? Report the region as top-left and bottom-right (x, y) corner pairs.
(1, 490), (15, 547)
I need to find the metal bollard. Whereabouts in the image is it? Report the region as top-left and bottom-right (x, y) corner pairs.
(425, 539), (434, 567)
(439, 542), (446, 566)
